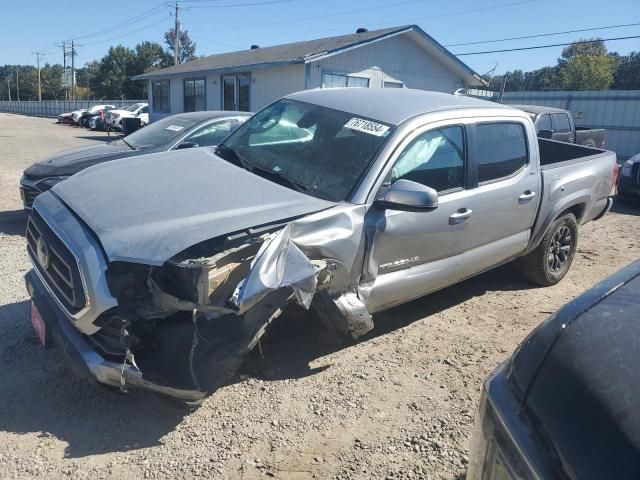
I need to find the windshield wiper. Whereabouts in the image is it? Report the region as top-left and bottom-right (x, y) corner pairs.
(215, 143), (251, 171)
(250, 165), (310, 194)
(120, 138), (135, 150)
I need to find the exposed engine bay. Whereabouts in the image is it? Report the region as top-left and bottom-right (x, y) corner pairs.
(90, 209), (375, 399)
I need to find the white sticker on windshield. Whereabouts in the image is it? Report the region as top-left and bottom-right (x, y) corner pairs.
(344, 117), (390, 136)
(166, 125), (184, 132)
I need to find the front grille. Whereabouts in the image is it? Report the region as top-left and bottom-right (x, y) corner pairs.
(20, 185), (40, 208)
(26, 209), (87, 314)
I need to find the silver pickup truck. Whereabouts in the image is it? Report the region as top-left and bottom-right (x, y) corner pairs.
(25, 89), (617, 401)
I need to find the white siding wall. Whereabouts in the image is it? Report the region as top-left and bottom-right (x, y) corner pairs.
(251, 64), (306, 110)
(308, 33), (462, 93)
(147, 33), (467, 122)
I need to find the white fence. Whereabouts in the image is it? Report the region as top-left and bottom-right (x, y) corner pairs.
(502, 90), (640, 160)
(0, 100), (146, 119)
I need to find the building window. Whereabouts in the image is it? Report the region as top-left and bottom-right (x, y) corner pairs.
(383, 81), (404, 88)
(152, 80), (170, 113)
(322, 73), (370, 88)
(184, 78), (206, 112)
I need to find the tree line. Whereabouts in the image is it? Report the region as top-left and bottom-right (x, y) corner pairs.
(0, 29), (196, 101)
(488, 38), (639, 92)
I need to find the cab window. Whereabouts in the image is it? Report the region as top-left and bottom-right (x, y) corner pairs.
(184, 119), (240, 147)
(475, 122), (528, 183)
(535, 114), (552, 134)
(552, 113), (571, 133)
(390, 126), (465, 193)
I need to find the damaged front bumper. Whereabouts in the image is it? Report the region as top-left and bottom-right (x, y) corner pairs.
(26, 270), (205, 402)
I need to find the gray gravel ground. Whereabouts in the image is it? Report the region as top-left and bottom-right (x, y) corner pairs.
(0, 113), (638, 479)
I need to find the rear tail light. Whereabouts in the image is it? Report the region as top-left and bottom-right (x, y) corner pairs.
(611, 162), (620, 195)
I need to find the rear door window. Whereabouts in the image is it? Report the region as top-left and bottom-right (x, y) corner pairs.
(552, 113), (571, 133)
(535, 114), (552, 134)
(475, 122), (528, 183)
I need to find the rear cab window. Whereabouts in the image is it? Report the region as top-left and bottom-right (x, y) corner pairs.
(475, 122), (528, 184)
(551, 113), (571, 133)
(535, 114), (552, 134)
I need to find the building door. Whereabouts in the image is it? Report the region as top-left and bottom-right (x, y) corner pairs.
(222, 74), (250, 111)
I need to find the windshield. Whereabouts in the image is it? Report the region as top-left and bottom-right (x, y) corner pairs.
(218, 99), (393, 201)
(123, 116), (199, 150)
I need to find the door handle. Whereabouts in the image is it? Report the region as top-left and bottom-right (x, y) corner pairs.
(519, 190), (537, 201)
(449, 208), (473, 224)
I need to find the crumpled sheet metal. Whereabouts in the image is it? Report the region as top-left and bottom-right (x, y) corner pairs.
(231, 204), (373, 323)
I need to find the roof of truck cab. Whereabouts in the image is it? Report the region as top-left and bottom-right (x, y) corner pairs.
(286, 88), (514, 125)
(511, 104), (569, 115)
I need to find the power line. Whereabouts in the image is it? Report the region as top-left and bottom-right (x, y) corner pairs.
(72, 4), (167, 41)
(187, 0), (295, 6)
(445, 22), (640, 47)
(200, 0), (535, 38)
(80, 16), (171, 46)
(455, 35), (640, 55)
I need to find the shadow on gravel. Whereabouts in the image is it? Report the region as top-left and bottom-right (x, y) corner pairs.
(612, 196), (640, 216)
(243, 264), (529, 383)
(0, 209), (27, 235)
(0, 300), (188, 458)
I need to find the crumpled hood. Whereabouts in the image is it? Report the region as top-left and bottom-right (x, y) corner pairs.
(51, 148), (335, 265)
(25, 142), (136, 177)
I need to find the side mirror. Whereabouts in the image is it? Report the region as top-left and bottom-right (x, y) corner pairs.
(375, 179), (438, 212)
(538, 129), (553, 139)
(176, 141), (199, 150)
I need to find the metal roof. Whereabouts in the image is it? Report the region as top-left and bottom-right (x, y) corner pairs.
(132, 25), (484, 85)
(287, 88), (512, 125)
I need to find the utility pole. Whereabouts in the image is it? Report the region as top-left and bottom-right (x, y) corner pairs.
(32, 51), (44, 101)
(71, 40), (76, 101)
(5, 76), (11, 101)
(174, 2), (180, 65)
(498, 74), (508, 103)
(16, 68), (20, 102)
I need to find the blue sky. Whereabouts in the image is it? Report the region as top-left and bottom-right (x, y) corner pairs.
(2, 0), (639, 77)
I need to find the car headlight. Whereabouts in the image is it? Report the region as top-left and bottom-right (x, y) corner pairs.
(113, 114), (120, 119)
(40, 176), (69, 188)
(620, 160), (634, 177)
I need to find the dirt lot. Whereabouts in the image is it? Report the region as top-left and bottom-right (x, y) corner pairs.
(0, 113), (638, 480)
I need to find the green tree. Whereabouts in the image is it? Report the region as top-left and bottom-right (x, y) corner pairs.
(164, 28), (197, 63)
(612, 52), (640, 89)
(557, 39), (615, 90)
(559, 38), (608, 63)
(524, 66), (562, 91)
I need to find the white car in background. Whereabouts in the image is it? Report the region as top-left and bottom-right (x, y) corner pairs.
(71, 105), (115, 124)
(106, 103), (149, 130)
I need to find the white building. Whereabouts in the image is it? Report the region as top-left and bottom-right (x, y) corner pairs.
(133, 25), (486, 122)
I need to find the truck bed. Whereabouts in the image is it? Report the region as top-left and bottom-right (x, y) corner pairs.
(527, 138), (616, 254)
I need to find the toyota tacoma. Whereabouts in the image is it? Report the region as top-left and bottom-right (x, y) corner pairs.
(25, 89), (618, 402)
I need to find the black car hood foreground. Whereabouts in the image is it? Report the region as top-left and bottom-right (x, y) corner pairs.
(510, 260), (640, 478)
(24, 141), (141, 177)
(49, 148), (335, 265)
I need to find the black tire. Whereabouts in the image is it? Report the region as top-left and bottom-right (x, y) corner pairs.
(519, 213), (578, 286)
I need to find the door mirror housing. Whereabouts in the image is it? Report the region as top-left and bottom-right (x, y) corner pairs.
(537, 129), (553, 139)
(176, 141), (199, 150)
(375, 179), (438, 212)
